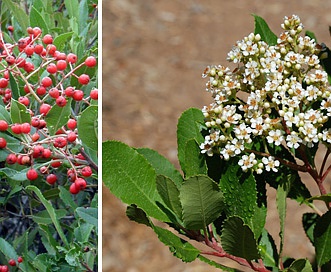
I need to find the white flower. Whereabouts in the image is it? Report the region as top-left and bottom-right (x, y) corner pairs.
(266, 129), (284, 146)
(286, 132), (302, 149)
(262, 156), (280, 172)
(238, 153), (257, 172)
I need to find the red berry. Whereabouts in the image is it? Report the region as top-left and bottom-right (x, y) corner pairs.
(85, 56), (97, 67)
(75, 177), (87, 190)
(31, 132), (40, 142)
(42, 34), (53, 44)
(21, 122), (31, 134)
(73, 90), (84, 101)
(32, 145), (44, 158)
(34, 44), (44, 54)
(67, 168), (76, 182)
(67, 53), (77, 64)
(33, 27), (42, 37)
(56, 60), (67, 70)
(7, 25), (14, 32)
(69, 182), (80, 194)
(41, 76), (52, 88)
(46, 174), (57, 185)
(0, 78), (8, 88)
(0, 120), (8, 131)
(49, 88), (60, 98)
(42, 148), (52, 159)
(81, 166), (92, 177)
(64, 86), (75, 97)
(17, 256), (23, 263)
(8, 259), (16, 266)
(53, 137), (67, 148)
(67, 119), (77, 130)
(24, 45), (34, 56)
(24, 62), (35, 73)
(56, 96), (67, 107)
(36, 86), (47, 96)
(27, 168), (38, 181)
(67, 131), (77, 142)
(0, 137), (7, 148)
(46, 44), (56, 55)
(54, 51), (66, 60)
(6, 153), (17, 164)
(16, 57), (26, 68)
(78, 74), (90, 85)
(17, 155), (31, 165)
(47, 63), (57, 74)
(0, 265), (9, 272)
(31, 117), (40, 127)
(24, 84), (31, 93)
(11, 124), (22, 134)
(40, 103), (51, 115)
(5, 55), (15, 65)
(90, 89), (98, 100)
(18, 96), (30, 106)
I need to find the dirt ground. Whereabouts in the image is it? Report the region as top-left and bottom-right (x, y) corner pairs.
(102, 1), (331, 271)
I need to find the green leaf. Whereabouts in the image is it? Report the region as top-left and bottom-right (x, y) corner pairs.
(276, 182), (288, 257)
(75, 207), (98, 228)
(0, 104), (11, 123)
(253, 14), (277, 45)
(9, 72), (19, 99)
(198, 255), (236, 271)
(306, 194), (331, 203)
(78, 0), (88, 34)
(286, 258), (313, 272)
(64, 0), (79, 21)
(0, 237), (18, 260)
(26, 185), (68, 247)
(258, 229), (278, 268)
(126, 204), (153, 227)
(77, 105), (98, 151)
(102, 140), (169, 222)
(153, 226), (200, 262)
(177, 108), (205, 174)
(58, 186), (78, 213)
(30, 6), (49, 34)
(136, 148), (183, 188)
(10, 99), (31, 124)
(2, 0), (29, 31)
(0, 132), (23, 160)
(314, 210), (331, 266)
(32, 209), (67, 224)
(183, 139), (207, 178)
(180, 175), (223, 230)
(65, 247), (81, 266)
(219, 161), (265, 238)
(156, 175), (182, 219)
(221, 216), (260, 260)
(53, 32), (74, 51)
(302, 213), (319, 244)
(45, 98), (72, 135)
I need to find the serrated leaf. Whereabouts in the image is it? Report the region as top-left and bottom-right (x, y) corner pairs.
(180, 175), (223, 230)
(286, 258), (313, 272)
(314, 210), (331, 266)
(177, 108), (205, 173)
(198, 255), (236, 271)
(156, 175), (182, 219)
(153, 226), (200, 262)
(102, 140), (169, 222)
(45, 98), (72, 135)
(253, 14), (277, 45)
(77, 105), (98, 151)
(75, 207), (98, 228)
(10, 99), (31, 124)
(30, 6), (49, 34)
(183, 139), (207, 178)
(26, 185), (68, 247)
(126, 204), (153, 227)
(53, 32), (74, 51)
(221, 216), (260, 260)
(258, 229), (278, 267)
(0, 237), (18, 260)
(302, 213), (319, 245)
(137, 148), (183, 188)
(276, 182), (288, 256)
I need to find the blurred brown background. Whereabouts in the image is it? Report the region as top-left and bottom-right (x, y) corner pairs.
(103, 1), (331, 271)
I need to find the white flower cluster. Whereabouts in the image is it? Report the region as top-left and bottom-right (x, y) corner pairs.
(200, 15), (331, 173)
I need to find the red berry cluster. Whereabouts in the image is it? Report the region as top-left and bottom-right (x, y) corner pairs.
(0, 26), (97, 194)
(0, 256), (23, 271)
